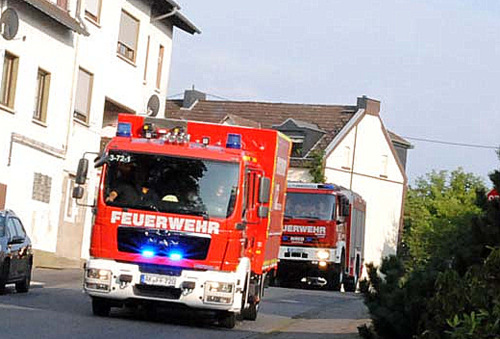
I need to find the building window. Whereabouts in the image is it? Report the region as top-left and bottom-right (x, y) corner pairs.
(343, 146), (351, 169)
(56, 0), (68, 10)
(1, 51), (19, 109)
(33, 68), (51, 123)
(156, 45), (164, 89)
(290, 136), (304, 157)
(74, 68), (93, 124)
(85, 0), (102, 23)
(32, 173), (52, 204)
(64, 176), (77, 222)
(381, 154), (388, 177)
(117, 10), (139, 63)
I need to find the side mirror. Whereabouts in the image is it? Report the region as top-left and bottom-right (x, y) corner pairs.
(258, 205), (269, 218)
(258, 177), (271, 204)
(75, 158), (89, 185)
(72, 186), (84, 199)
(235, 222), (246, 231)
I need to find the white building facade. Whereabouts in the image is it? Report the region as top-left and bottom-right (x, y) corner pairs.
(322, 98), (407, 268)
(0, 0), (198, 265)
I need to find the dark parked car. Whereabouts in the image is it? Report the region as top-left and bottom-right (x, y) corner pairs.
(0, 210), (33, 293)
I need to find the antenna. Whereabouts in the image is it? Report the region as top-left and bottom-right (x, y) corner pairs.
(1, 8), (19, 41)
(146, 94), (160, 117)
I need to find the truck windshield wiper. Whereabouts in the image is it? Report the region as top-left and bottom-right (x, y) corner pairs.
(295, 215), (320, 220)
(174, 206), (209, 220)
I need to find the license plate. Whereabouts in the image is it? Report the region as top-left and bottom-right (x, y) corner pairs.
(140, 274), (177, 287)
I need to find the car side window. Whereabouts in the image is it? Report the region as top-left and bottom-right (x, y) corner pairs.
(12, 219), (26, 238)
(0, 216), (5, 237)
(6, 218), (17, 239)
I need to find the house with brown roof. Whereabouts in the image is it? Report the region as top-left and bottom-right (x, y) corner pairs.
(165, 90), (412, 267)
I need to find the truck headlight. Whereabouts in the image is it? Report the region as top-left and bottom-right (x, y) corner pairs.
(317, 250), (330, 260)
(204, 281), (234, 304)
(86, 268), (111, 281)
(206, 281), (233, 293)
(85, 269), (111, 292)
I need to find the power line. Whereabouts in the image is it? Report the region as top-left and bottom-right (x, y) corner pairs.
(402, 136), (498, 150)
(166, 92), (185, 99)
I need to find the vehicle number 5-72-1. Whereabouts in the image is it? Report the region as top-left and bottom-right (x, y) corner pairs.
(109, 154), (131, 163)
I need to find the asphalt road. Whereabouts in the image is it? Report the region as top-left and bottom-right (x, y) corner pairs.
(0, 268), (369, 339)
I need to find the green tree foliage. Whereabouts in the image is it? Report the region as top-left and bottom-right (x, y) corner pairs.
(403, 169), (484, 271)
(361, 161), (500, 339)
(308, 150), (326, 183)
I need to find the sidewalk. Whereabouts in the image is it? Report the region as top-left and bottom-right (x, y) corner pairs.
(33, 249), (85, 270)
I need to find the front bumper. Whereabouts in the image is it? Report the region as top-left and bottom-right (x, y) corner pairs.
(83, 258), (248, 312)
(278, 245), (338, 263)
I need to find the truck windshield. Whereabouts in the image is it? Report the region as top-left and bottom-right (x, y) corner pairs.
(104, 151), (239, 218)
(284, 193), (336, 220)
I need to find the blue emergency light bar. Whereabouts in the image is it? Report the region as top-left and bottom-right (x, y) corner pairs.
(169, 252), (183, 261)
(226, 133), (242, 149)
(141, 249), (155, 258)
(116, 122), (132, 137)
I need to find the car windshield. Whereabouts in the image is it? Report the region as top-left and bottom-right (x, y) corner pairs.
(104, 151), (240, 218)
(284, 193), (336, 220)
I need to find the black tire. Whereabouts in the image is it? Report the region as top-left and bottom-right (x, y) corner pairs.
(0, 260), (10, 294)
(15, 262), (32, 293)
(242, 302), (259, 321)
(92, 297), (111, 317)
(326, 268), (341, 291)
(343, 276), (357, 292)
(218, 311), (236, 329)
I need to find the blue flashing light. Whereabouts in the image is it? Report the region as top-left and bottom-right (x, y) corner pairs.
(306, 237), (314, 243)
(319, 184), (336, 189)
(117, 122), (132, 137)
(169, 252), (183, 261)
(141, 249), (155, 258)
(226, 133), (242, 149)
(282, 236), (289, 242)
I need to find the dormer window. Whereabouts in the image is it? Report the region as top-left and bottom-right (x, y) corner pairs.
(290, 136), (304, 157)
(273, 118), (325, 159)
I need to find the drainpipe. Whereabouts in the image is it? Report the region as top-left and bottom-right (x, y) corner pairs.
(151, 7), (178, 22)
(63, 0), (84, 160)
(74, 0), (88, 34)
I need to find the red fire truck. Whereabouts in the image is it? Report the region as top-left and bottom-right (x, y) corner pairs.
(275, 182), (366, 292)
(73, 114), (291, 328)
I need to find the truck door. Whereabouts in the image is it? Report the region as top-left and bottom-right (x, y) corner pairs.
(243, 170), (262, 258)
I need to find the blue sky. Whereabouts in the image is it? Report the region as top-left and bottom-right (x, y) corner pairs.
(168, 1), (500, 185)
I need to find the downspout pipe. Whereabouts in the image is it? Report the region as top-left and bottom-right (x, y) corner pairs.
(152, 7), (178, 22)
(74, 0), (89, 36)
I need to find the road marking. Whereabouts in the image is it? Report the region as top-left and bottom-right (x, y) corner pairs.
(279, 299), (301, 303)
(0, 303), (40, 312)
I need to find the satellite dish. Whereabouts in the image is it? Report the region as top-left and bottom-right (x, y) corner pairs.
(1, 8), (19, 41)
(146, 94), (160, 117)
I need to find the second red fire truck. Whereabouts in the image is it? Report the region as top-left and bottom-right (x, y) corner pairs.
(73, 114), (291, 328)
(275, 182), (366, 291)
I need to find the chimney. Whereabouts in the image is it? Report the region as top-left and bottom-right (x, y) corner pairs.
(357, 95), (380, 116)
(183, 89), (206, 109)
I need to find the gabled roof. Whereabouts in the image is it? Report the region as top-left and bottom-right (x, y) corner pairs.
(388, 131), (413, 149)
(221, 114), (261, 128)
(153, 0), (201, 35)
(165, 99), (357, 158)
(274, 118), (325, 133)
